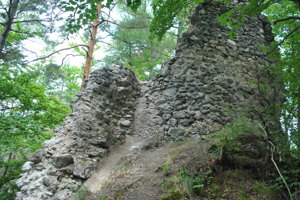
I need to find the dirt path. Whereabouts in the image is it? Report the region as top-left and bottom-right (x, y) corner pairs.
(84, 136), (148, 193)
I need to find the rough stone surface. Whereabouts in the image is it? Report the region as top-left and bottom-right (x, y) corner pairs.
(52, 154), (74, 168)
(16, 66), (138, 200)
(16, 1), (282, 199)
(132, 1), (281, 141)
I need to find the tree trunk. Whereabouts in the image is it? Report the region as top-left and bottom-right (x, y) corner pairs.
(0, 0), (20, 58)
(80, 2), (102, 91)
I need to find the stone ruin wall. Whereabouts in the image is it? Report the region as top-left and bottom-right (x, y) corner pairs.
(134, 0), (279, 141)
(16, 1), (281, 199)
(16, 67), (139, 199)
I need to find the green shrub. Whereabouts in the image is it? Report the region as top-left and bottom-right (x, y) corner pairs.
(162, 164), (171, 176)
(160, 189), (186, 200)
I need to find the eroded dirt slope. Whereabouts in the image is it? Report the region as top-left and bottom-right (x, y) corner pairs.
(82, 136), (280, 200)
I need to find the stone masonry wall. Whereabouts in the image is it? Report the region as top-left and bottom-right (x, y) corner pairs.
(16, 66), (139, 199)
(16, 1), (281, 199)
(133, 0), (280, 141)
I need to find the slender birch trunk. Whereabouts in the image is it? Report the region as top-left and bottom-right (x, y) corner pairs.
(80, 2), (101, 91)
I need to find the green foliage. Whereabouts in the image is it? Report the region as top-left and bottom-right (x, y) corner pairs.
(162, 163), (171, 175)
(103, 1), (176, 80)
(71, 187), (90, 200)
(178, 168), (213, 199)
(126, 0), (142, 11)
(98, 195), (109, 200)
(38, 63), (81, 104)
(160, 167), (214, 200)
(178, 170), (194, 199)
(210, 117), (264, 152)
(0, 0), (53, 60)
(0, 1), (80, 197)
(59, 0), (104, 32)
(0, 63), (72, 199)
(195, 169), (281, 199)
(160, 189), (186, 200)
(218, 1), (270, 38)
(150, 0), (204, 40)
(263, 1), (300, 153)
(149, 0), (299, 40)
(261, 2), (300, 197)
(0, 65), (71, 123)
(59, 0), (142, 33)
(275, 162), (300, 199)
(251, 183), (278, 198)
(210, 118), (300, 198)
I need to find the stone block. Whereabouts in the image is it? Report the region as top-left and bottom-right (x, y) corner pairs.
(52, 154), (74, 168)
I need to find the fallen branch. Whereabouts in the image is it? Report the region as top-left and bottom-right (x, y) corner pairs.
(29, 44), (88, 63)
(258, 123), (294, 200)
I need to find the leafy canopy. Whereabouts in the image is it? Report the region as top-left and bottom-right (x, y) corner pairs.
(59, 0), (142, 33)
(103, 1), (176, 80)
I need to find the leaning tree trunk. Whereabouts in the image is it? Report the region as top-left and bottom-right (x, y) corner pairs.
(0, 0), (20, 58)
(80, 2), (102, 91)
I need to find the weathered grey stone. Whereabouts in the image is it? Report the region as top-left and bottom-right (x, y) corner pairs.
(168, 128), (183, 138)
(178, 119), (193, 127)
(148, 91), (161, 101)
(87, 147), (108, 158)
(88, 138), (108, 148)
(227, 39), (236, 46)
(21, 161), (33, 172)
(158, 103), (171, 110)
(53, 189), (71, 200)
(73, 158), (95, 179)
(140, 85), (149, 93)
(173, 111), (186, 119)
(163, 88), (177, 97)
(43, 176), (59, 191)
(131, 137), (158, 150)
(59, 164), (75, 174)
(29, 149), (47, 163)
(120, 120), (131, 127)
(162, 114), (172, 120)
(52, 154), (74, 168)
(167, 118), (177, 126)
(190, 35), (200, 41)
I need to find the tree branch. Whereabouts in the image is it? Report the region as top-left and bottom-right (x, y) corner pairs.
(105, 29), (132, 45)
(104, 19), (148, 29)
(265, 25), (300, 57)
(59, 53), (84, 66)
(21, 46), (39, 58)
(0, 0), (20, 56)
(12, 19), (49, 24)
(274, 17), (300, 25)
(28, 44), (88, 63)
(10, 29), (40, 35)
